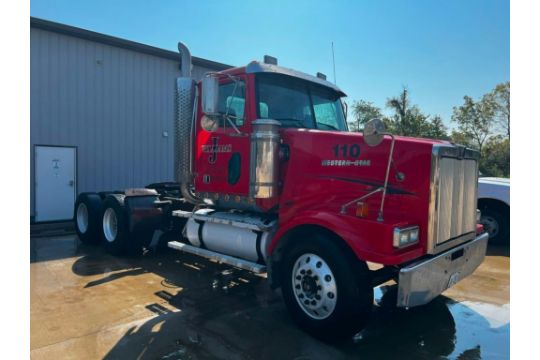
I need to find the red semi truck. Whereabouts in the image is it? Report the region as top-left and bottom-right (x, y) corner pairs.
(74, 42), (488, 339)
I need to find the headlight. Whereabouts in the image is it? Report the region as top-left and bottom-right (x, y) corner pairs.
(393, 226), (420, 248)
(476, 209), (481, 222)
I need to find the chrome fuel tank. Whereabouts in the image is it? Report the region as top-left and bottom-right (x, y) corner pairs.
(185, 209), (276, 263)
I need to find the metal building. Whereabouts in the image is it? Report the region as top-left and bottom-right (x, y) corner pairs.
(30, 17), (231, 222)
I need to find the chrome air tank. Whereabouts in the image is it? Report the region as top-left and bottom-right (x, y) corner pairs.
(185, 209), (276, 263)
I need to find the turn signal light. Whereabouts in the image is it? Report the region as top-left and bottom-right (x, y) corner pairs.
(355, 202), (369, 218)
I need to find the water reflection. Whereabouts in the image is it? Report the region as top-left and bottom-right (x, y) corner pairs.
(35, 235), (508, 359)
(342, 285), (509, 359)
(101, 277), (509, 359)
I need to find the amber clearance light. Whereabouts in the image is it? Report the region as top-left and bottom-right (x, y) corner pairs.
(355, 202), (369, 218)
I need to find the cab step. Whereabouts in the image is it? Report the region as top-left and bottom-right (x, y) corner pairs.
(167, 241), (267, 274)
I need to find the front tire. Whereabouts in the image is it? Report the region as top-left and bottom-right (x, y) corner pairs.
(280, 234), (373, 341)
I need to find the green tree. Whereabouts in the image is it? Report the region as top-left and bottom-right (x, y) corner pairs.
(385, 87), (449, 139)
(479, 136), (510, 177)
(486, 82), (510, 138)
(426, 115), (449, 140)
(451, 95), (495, 154)
(349, 100), (383, 132)
(450, 130), (473, 147)
(386, 87), (411, 135)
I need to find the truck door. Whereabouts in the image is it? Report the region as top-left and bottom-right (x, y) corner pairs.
(194, 76), (252, 198)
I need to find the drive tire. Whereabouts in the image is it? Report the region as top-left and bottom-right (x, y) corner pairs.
(74, 193), (103, 245)
(101, 194), (130, 256)
(480, 205), (509, 245)
(280, 233), (373, 341)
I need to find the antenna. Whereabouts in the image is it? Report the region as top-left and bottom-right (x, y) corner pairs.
(331, 41), (337, 85)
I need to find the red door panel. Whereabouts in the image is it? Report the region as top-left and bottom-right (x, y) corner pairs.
(194, 75), (252, 196)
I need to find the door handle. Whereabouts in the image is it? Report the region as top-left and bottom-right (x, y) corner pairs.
(69, 180), (74, 187)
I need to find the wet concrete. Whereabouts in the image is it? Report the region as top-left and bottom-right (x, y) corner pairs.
(30, 235), (509, 360)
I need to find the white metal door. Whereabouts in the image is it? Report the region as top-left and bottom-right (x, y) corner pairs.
(35, 146), (76, 222)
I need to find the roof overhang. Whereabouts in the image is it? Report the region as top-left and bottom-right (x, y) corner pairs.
(30, 17), (232, 71)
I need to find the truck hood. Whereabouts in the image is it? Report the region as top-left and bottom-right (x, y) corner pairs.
(479, 177), (510, 187)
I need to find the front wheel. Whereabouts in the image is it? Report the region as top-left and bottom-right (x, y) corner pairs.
(280, 234), (373, 341)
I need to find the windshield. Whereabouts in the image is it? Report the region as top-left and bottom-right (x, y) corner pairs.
(256, 74), (347, 131)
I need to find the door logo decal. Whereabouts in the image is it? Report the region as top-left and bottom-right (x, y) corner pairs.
(201, 137), (232, 164)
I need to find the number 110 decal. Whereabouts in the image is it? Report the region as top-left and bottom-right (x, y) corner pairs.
(332, 144), (361, 158)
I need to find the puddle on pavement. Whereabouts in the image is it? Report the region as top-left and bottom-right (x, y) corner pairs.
(344, 285), (510, 359)
(31, 235), (510, 360)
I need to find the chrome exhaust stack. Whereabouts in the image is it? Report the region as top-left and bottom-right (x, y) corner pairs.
(176, 42), (201, 204)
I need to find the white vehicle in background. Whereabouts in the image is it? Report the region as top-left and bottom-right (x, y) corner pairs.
(477, 177), (510, 244)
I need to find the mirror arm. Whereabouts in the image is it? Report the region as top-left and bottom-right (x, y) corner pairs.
(225, 115), (241, 134)
(378, 133), (395, 222)
(340, 187), (383, 214)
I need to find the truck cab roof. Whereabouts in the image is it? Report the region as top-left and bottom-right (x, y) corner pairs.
(219, 61), (346, 97)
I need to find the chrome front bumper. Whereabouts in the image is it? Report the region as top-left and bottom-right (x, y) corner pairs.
(397, 232), (489, 308)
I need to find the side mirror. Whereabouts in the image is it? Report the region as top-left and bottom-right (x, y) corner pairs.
(202, 76), (219, 115)
(363, 118), (386, 147)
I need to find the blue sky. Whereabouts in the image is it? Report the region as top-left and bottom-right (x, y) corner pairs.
(31, 0), (509, 127)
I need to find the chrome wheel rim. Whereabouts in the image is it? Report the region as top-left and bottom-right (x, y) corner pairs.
(103, 208), (118, 242)
(481, 215), (499, 239)
(76, 203), (89, 234)
(291, 253), (337, 320)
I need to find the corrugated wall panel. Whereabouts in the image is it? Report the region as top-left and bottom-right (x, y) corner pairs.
(30, 28), (218, 218)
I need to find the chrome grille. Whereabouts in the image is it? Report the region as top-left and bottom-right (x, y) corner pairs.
(428, 145), (479, 254)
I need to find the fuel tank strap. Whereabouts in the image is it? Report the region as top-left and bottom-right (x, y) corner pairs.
(172, 210), (276, 231)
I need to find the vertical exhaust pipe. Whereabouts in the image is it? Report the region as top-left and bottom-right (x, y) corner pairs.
(176, 42), (201, 204)
(178, 42), (192, 78)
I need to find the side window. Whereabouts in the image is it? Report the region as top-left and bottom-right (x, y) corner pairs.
(217, 81), (246, 127)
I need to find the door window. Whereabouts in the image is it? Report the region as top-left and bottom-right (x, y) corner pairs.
(217, 81), (246, 127)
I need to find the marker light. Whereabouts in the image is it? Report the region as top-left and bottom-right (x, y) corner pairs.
(355, 202), (369, 218)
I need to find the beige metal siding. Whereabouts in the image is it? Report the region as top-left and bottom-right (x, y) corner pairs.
(30, 27), (219, 217)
